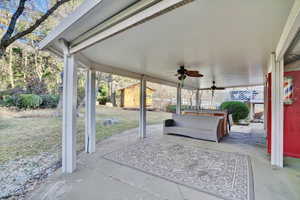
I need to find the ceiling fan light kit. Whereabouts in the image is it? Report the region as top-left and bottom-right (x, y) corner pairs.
(175, 65), (203, 87)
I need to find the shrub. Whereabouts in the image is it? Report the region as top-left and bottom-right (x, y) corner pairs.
(40, 94), (59, 108)
(16, 94), (43, 109)
(97, 85), (109, 105)
(166, 104), (190, 113)
(25, 77), (48, 95)
(2, 95), (19, 107)
(1, 94), (44, 109)
(166, 104), (176, 113)
(98, 96), (108, 105)
(220, 101), (249, 122)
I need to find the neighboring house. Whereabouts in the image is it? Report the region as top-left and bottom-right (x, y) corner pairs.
(229, 89), (264, 103)
(118, 83), (155, 109)
(228, 88), (265, 119)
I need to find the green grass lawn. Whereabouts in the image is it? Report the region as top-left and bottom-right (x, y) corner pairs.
(0, 106), (171, 164)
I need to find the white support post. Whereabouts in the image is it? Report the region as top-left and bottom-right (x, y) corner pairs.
(176, 83), (182, 115)
(61, 41), (77, 173)
(196, 89), (200, 109)
(271, 54), (284, 168)
(249, 103), (254, 120)
(85, 70), (96, 153)
(139, 77), (147, 138)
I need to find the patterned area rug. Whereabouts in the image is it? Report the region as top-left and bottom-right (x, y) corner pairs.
(103, 138), (254, 200)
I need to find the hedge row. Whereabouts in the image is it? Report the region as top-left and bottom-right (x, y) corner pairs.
(166, 105), (191, 113)
(1, 94), (59, 109)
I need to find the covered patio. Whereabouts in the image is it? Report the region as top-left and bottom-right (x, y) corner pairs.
(28, 124), (300, 200)
(37, 0), (300, 199)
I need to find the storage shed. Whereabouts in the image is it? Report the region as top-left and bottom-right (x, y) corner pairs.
(118, 83), (155, 109)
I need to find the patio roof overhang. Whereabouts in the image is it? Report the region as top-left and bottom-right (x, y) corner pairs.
(39, 0), (294, 89)
(38, 0), (300, 173)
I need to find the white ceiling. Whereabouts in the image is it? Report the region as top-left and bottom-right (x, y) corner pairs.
(44, 0), (294, 89)
(81, 0), (293, 88)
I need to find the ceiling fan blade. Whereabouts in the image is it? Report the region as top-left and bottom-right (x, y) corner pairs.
(187, 74), (203, 77)
(200, 88), (212, 90)
(186, 71), (203, 77)
(186, 70), (198, 73)
(215, 87), (226, 90)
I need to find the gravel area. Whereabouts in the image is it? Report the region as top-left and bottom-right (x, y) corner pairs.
(0, 153), (61, 199)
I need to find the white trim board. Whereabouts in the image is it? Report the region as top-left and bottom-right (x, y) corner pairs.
(46, 46), (196, 89)
(69, 0), (192, 54)
(276, 0), (300, 61)
(39, 0), (104, 49)
(199, 83), (263, 90)
(71, 0), (162, 47)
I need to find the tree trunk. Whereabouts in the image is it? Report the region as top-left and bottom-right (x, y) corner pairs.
(0, 46), (6, 58)
(8, 47), (14, 88)
(77, 97), (85, 110)
(54, 87), (63, 117)
(112, 92), (117, 107)
(35, 50), (43, 80)
(107, 78), (111, 101)
(23, 50), (28, 82)
(55, 71), (64, 117)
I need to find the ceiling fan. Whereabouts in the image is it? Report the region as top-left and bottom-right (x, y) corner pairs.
(210, 81), (225, 91)
(202, 81), (225, 91)
(202, 81), (225, 97)
(175, 66), (203, 85)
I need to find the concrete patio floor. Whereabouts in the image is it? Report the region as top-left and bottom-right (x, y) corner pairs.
(28, 124), (300, 200)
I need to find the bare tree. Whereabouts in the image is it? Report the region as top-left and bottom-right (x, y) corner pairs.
(0, 0), (71, 57)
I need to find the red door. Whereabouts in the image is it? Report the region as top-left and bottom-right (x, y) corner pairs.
(267, 71), (300, 158)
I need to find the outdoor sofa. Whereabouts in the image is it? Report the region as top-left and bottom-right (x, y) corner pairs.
(163, 114), (225, 142)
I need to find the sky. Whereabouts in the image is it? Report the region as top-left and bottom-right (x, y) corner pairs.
(0, 0), (54, 45)
(0, 0), (49, 15)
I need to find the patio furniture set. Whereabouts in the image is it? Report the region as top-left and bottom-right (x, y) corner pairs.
(163, 110), (231, 142)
